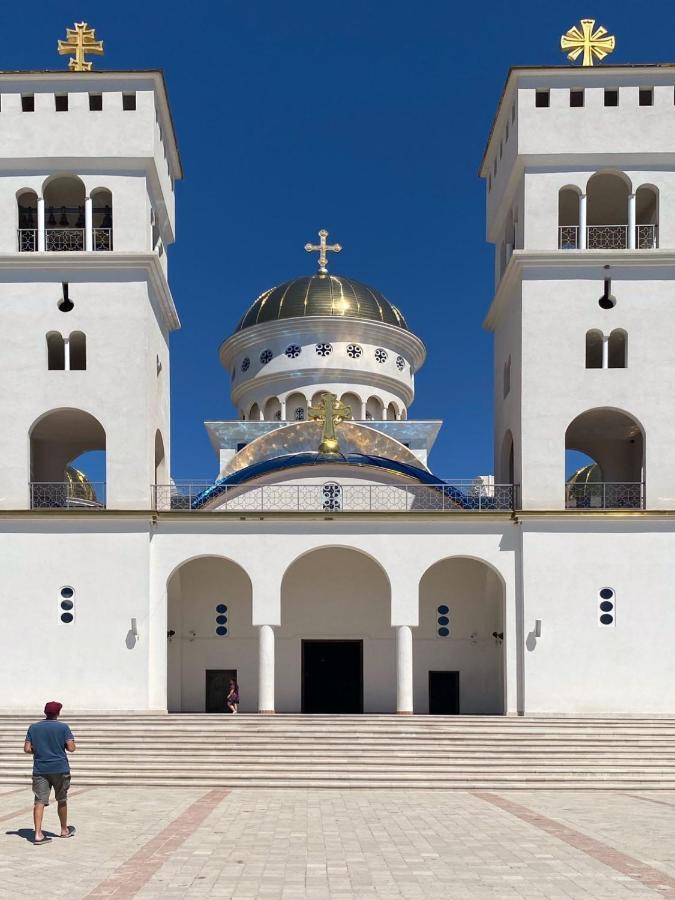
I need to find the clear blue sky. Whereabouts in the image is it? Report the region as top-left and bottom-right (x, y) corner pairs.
(5, 1), (673, 479)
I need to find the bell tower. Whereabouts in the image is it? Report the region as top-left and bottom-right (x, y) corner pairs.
(0, 37), (181, 510)
(482, 48), (675, 510)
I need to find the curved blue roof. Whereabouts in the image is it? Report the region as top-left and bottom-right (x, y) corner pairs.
(191, 453), (494, 510)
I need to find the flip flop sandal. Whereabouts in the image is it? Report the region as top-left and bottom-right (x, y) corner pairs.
(59, 827), (76, 838)
(33, 836), (52, 845)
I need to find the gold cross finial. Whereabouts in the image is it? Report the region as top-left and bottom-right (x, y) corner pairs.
(308, 392), (352, 455)
(58, 22), (104, 72)
(561, 19), (615, 66)
(304, 229), (342, 275)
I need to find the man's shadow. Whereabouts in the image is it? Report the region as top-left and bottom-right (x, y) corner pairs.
(5, 828), (58, 843)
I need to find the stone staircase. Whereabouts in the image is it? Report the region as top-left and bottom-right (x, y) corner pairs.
(2, 714), (675, 789)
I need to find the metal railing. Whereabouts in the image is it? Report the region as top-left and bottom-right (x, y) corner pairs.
(17, 229), (113, 252)
(558, 224), (658, 250)
(29, 481), (106, 509)
(152, 481), (518, 512)
(565, 482), (644, 509)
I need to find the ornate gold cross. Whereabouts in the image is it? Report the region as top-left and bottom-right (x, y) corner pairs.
(308, 392), (352, 455)
(58, 22), (104, 72)
(560, 19), (615, 66)
(304, 229), (342, 275)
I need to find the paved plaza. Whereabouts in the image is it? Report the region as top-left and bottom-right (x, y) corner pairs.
(0, 785), (674, 898)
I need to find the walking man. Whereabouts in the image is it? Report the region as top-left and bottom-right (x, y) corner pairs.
(24, 701), (76, 844)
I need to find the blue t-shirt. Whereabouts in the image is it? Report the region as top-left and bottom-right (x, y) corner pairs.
(26, 719), (74, 775)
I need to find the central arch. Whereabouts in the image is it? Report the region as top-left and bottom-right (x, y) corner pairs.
(279, 547), (392, 712)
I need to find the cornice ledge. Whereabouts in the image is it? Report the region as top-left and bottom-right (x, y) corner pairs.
(0, 252), (180, 331)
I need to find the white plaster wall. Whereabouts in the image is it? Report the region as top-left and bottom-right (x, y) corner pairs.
(0, 523), (151, 711)
(0, 276), (171, 509)
(493, 284), (521, 488)
(521, 523), (675, 714)
(517, 273), (675, 508)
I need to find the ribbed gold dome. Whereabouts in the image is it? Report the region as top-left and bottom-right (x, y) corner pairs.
(236, 274), (408, 332)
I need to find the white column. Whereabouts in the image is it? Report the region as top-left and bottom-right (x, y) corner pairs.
(37, 196), (45, 251)
(395, 625), (414, 714)
(578, 193), (587, 250)
(628, 192), (636, 249)
(280, 398), (287, 420)
(360, 399), (367, 420)
(85, 196), (93, 251)
(602, 334), (609, 369)
(258, 624), (275, 713)
(63, 337), (71, 371)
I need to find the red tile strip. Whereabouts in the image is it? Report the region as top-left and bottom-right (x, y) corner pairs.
(85, 789), (229, 899)
(472, 791), (675, 898)
(0, 787), (92, 825)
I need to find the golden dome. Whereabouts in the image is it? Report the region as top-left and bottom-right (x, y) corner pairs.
(235, 274), (408, 332)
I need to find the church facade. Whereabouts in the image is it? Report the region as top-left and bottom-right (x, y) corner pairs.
(1, 62), (674, 717)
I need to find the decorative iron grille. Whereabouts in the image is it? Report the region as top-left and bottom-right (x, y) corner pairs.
(18, 229), (37, 251)
(637, 224), (657, 249)
(30, 482), (106, 509)
(565, 481), (644, 509)
(558, 225), (579, 249)
(586, 225), (628, 250)
(45, 228), (85, 251)
(93, 228), (112, 251)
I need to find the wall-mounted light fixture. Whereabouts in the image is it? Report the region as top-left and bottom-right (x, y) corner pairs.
(131, 617), (139, 639)
(534, 619), (542, 638)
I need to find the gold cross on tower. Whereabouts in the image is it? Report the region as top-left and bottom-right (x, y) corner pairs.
(58, 22), (104, 72)
(308, 392), (352, 455)
(560, 19), (615, 67)
(304, 229), (342, 275)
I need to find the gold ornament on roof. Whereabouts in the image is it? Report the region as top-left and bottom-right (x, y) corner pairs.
(58, 22), (104, 72)
(304, 229), (342, 275)
(308, 392), (352, 455)
(561, 19), (615, 66)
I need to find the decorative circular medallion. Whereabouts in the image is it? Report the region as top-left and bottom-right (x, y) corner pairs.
(241, 357), (250, 372)
(315, 343), (333, 357)
(375, 348), (388, 363)
(285, 344), (301, 358)
(347, 344), (363, 358)
(259, 349), (273, 365)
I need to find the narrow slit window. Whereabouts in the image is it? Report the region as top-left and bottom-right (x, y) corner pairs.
(89, 93), (103, 111)
(21, 94), (35, 112)
(639, 88), (653, 106)
(604, 88), (619, 107)
(55, 94), (68, 112)
(122, 92), (137, 111)
(535, 90), (550, 108)
(570, 89), (584, 107)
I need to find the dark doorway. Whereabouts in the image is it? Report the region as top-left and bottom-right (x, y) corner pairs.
(205, 669), (237, 713)
(429, 670), (460, 714)
(302, 640), (363, 713)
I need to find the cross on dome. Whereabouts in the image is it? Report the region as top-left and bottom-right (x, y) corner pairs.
(304, 229), (342, 275)
(308, 392), (352, 455)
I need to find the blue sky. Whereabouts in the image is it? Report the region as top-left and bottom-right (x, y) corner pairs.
(6, 1), (674, 479)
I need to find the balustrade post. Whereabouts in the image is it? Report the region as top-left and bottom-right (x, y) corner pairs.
(258, 624), (275, 714)
(85, 196), (93, 251)
(628, 192), (636, 250)
(578, 193), (587, 249)
(37, 197), (45, 251)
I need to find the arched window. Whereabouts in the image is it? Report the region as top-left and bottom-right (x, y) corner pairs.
(558, 186), (581, 249)
(386, 402), (398, 421)
(585, 330), (603, 368)
(264, 397), (281, 421)
(340, 393), (362, 420)
(69, 332), (86, 370)
(366, 396), (384, 421)
(286, 392), (307, 422)
(565, 408), (644, 508)
(608, 329), (627, 368)
(43, 176), (86, 251)
(91, 187), (113, 251)
(17, 189), (38, 251)
(636, 185), (658, 249)
(46, 332), (65, 370)
(586, 172), (631, 249)
(248, 402), (261, 421)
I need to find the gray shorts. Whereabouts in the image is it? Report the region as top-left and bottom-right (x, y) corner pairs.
(32, 773), (71, 805)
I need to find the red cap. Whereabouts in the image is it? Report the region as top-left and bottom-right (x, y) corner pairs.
(44, 701), (62, 718)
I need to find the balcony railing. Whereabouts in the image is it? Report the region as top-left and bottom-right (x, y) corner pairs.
(30, 481), (106, 509)
(565, 482), (644, 510)
(17, 228), (113, 252)
(152, 481), (518, 512)
(558, 225), (657, 250)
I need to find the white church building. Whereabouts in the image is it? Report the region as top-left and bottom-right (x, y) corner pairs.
(2, 60), (674, 718)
